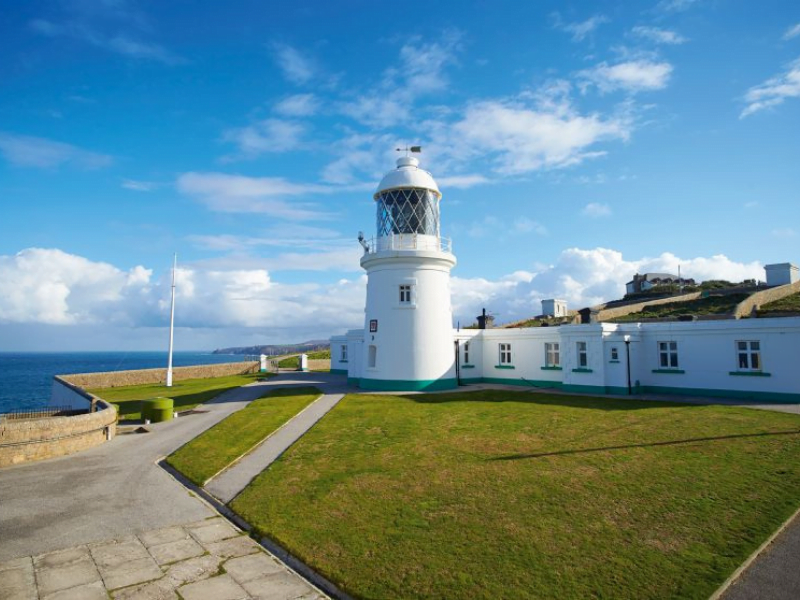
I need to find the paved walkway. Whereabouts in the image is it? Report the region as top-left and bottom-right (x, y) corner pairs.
(0, 516), (325, 599)
(206, 382), (346, 503)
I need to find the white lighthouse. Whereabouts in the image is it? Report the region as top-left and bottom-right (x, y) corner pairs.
(357, 154), (458, 391)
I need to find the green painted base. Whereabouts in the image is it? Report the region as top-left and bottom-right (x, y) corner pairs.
(482, 377), (563, 389)
(347, 377), (360, 387)
(643, 385), (800, 403)
(330, 369), (348, 375)
(359, 377), (458, 392)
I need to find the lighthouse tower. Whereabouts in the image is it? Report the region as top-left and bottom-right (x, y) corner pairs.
(358, 154), (458, 391)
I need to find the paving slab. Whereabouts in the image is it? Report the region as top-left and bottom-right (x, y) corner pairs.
(203, 535), (262, 559)
(148, 537), (205, 566)
(139, 526), (189, 548)
(241, 570), (320, 600)
(35, 560), (101, 597)
(41, 580), (107, 600)
(224, 552), (285, 583)
(90, 538), (150, 569)
(178, 573), (248, 600)
(0, 559), (36, 600)
(0, 556), (33, 572)
(187, 520), (240, 544)
(99, 556), (163, 591)
(33, 547), (91, 571)
(112, 578), (179, 600)
(162, 554), (222, 587)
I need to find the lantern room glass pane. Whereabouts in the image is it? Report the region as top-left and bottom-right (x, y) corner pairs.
(376, 188), (440, 237)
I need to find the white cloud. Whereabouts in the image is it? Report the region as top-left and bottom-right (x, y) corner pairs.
(513, 217), (548, 235)
(29, 19), (184, 65)
(274, 94), (319, 117)
(121, 179), (157, 191)
(0, 132), (112, 169)
(784, 24), (800, 41)
(579, 60), (673, 93)
(437, 174), (490, 189)
(581, 202), (612, 217)
(554, 14), (610, 42)
(450, 96), (631, 174)
(740, 57), (800, 118)
(339, 96), (410, 129)
(272, 43), (316, 84)
(655, 0), (700, 13)
(772, 228), (797, 238)
(221, 118), (305, 160)
(176, 172), (333, 219)
(631, 26), (687, 45)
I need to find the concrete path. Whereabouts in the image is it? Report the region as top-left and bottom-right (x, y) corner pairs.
(0, 516), (326, 599)
(0, 380), (276, 562)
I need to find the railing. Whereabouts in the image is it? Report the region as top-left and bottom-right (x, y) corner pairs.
(362, 234), (452, 254)
(0, 405), (85, 422)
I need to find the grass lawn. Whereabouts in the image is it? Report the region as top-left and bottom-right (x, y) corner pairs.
(612, 293), (749, 321)
(167, 387), (322, 485)
(89, 373), (266, 421)
(758, 292), (800, 316)
(278, 350), (331, 369)
(231, 390), (800, 600)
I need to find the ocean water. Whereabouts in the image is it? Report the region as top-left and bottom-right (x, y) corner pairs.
(0, 352), (255, 413)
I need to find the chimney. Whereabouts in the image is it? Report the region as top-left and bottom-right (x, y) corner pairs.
(477, 308), (495, 329)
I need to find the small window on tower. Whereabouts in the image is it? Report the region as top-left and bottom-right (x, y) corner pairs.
(399, 284), (412, 304)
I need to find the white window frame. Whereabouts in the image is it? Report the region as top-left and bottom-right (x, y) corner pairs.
(658, 341), (679, 369)
(736, 340), (761, 371)
(545, 342), (560, 367)
(499, 343), (512, 365)
(340, 344), (348, 362)
(577, 341), (588, 368)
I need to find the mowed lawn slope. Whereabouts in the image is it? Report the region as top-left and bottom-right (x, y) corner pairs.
(231, 391), (800, 600)
(168, 387), (321, 485)
(89, 373), (265, 421)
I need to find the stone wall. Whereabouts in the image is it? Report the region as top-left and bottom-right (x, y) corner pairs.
(0, 399), (117, 468)
(591, 292), (702, 322)
(734, 280), (800, 318)
(61, 361), (259, 389)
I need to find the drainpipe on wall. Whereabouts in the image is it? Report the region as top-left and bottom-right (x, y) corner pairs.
(624, 336), (632, 395)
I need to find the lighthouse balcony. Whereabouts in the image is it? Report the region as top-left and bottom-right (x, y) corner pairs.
(361, 233), (452, 255)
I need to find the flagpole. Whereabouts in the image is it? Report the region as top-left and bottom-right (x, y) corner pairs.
(166, 253), (177, 387)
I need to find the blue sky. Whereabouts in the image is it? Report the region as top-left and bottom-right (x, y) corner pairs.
(1, 0), (799, 351)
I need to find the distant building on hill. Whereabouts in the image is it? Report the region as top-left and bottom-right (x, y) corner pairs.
(765, 263), (799, 287)
(625, 272), (695, 295)
(542, 299), (568, 318)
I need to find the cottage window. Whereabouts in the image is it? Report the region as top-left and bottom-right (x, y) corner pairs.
(399, 284), (412, 304)
(368, 345), (377, 368)
(577, 342), (588, 367)
(340, 344), (348, 362)
(499, 343), (512, 365)
(737, 341), (761, 371)
(658, 341), (679, 369)
(463, 341), (470, 364)
(610, 347), (619, 361)
(545, 342), (560, 367)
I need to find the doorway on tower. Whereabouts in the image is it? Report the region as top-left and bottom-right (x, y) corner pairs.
(368, 345), (377, 369)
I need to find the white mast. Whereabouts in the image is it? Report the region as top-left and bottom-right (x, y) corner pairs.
(166, 253), (177, 387)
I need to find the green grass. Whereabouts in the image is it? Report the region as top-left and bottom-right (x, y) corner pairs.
(167, 387), (321, 485)
(231, 390), (800, 600)
(612, 293), (749, 321)
(757, 292), (800, 316)
(88, 373), (266, 421)
(277, 350), (331, 368)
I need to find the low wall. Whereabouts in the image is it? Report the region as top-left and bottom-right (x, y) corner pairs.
(61, 361), (259, 389)
(0, 397), (117, 468)
(307, 359), (331, 371)
(735, 280), (800, 318)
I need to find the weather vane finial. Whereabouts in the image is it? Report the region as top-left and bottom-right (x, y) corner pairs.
(395, 145), (422, 156)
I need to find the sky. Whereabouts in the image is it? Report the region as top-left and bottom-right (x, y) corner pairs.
(1, 0), (799, 351)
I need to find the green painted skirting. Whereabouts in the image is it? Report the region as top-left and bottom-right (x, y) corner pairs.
(643, 385), (799, 403)
(459, 377), (483, 385)
(652, 369), (686, 374)
(347, 377), (360, 386)
(729, 371), (772, 377)
(482, 377), (563, 389)
(330, 369), (348, 375)
(540, 366), (563, 371)
(562, 383), (607, 394)
(359, 377), (458, 392)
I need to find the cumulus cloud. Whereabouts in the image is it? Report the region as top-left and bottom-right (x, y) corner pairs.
(0, 132), (112, 169)
(631, 26), (687, 45)
(784, 24), (800, 41)
(553, 14), (610, 42)
(740, 57), (800, 118)
(451, 248), (765, 324)
(176, 172), (333, 219)
(221, 118), (306, 160)
(581, 202), (612, 217)
(579, 60), (673, 93)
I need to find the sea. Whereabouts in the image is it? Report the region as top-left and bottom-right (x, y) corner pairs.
(0, 352), (255, 414)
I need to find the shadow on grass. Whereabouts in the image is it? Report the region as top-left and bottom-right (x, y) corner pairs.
(490, 429), (800, 461)
(398, 389), (698, 411)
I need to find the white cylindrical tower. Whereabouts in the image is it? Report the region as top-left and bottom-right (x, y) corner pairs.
(359, 155), (457, 391)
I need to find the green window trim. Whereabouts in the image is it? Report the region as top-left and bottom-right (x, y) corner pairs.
(571, 368), (593, 373)
(729, 371), (771, 377)
(651, 369), (685, 374)
(461, 364), (476, 369)
(495, 365), (516, 369)
(339, 360), (348, 363)
(540, 366), (563, 371)
(609, 360), (620, 363)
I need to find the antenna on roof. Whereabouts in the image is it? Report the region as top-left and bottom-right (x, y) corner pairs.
(395, 145), (422, 156)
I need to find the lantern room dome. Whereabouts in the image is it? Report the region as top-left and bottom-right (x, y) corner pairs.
(374, 156), (441, 199)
